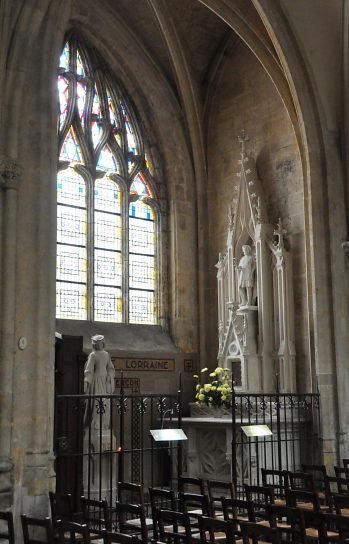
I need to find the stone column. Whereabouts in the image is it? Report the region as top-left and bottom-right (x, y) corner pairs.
(255, 222), (275, 391)
(274, 249), (296, 392)
(0, 157), (21, 509)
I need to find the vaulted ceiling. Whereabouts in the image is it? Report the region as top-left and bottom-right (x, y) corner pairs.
(101, 0), (298, 145)
(106, 0), (233, 101)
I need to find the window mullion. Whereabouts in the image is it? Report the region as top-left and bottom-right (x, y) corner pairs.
(88, 177), (94, 321)
(123, 189), (129, 323)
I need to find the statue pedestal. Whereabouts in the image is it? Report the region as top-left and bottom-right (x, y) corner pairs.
(236, 306), (262, 391)
(83, 429), (117, 501)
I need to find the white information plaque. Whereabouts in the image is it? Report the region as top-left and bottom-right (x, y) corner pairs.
(150, 429), (188, 442)
(241, 424), (273, 437)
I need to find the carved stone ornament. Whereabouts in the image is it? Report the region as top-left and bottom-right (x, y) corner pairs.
(0, 156), (22, 190)
(216, 135), (296, 393)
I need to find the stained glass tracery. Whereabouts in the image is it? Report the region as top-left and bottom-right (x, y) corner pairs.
(56, 34), (159, 325)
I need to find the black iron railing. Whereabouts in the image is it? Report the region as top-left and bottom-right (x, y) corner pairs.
(54, 386), (321, 510)
(231, 392), (321, 493)
(54, 386), (182, 510)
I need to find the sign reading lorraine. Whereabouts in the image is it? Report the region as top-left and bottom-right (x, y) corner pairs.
(113, 357), (175, 372)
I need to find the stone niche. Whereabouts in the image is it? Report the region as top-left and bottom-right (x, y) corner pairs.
(216, 136), (296, 393)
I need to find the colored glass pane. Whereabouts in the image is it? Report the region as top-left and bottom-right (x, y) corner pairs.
(112, 128), (122, 148)
(57, 245), (87, 283)
(97, 145), (119, 172)
(60, 128), (82, 162)
(94, 286), (122, 322)
(94, 249), (122, 286)
(76, 49), (85, 76)
(94, 211), (121, 251)
(106, 88), (117, 125)
(58, 75), (69, 130)
(129, 200), (153, 222)
(129, 254), (155, 290)
(129, 215), (155, 254)
(120, 101), (138, 171)
(91, 120), (102, 148)
(92, 85), (101, 117)
(77, 80), (86, 121)
(130, 174), (152, 198)
(56, 282), (87, 320)
(125, 119), (137, 152)
(57, 206), (87, 246)
(129, 290), (155, 324)
(57, 169), (86, 207)
(59, 42), (69, 71)
(94, 178), (121, 213)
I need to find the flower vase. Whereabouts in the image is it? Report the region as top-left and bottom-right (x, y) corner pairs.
(211, 406), (221, 418)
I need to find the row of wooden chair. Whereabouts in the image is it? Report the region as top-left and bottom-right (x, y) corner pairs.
(152, 496), (349, 544)
(261, 465), (349, 509)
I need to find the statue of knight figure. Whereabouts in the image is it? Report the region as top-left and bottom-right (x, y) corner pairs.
(237, 244), (256, 307)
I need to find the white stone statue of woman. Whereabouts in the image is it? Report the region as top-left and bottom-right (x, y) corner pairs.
(237, 244), (256, 306)
(84, 334), (115, 430)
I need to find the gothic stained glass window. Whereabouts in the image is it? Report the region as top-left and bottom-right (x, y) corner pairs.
(56, 33), (159, 324)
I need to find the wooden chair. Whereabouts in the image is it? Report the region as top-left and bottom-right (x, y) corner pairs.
(178, 477), (205, 496)
(198, 515), (238, 544)
(149, 487), (177, 539)
(285, 489), (322, 541)
(301, 464), (331, 508)
(240, 521), (280, 544)
(332, 493), (349, 516)
(178, 492), (211, 525)
(157, 509), (192, 544)
(334, 466), (349, 493)
(49, 491), (76, 525)
(115, 502), (148, 543)
(118, 483), (145, 506)
(0, 511), (15, 544)
(288, 471), (315, 491)
(244, 485), (275, 523)
(318, 511), (349, 543)
(80, 496), (112, 536)
(206, 480), (235, 519)
(261, 469), (288, 506)
(101, 530), (139, 544)
(266, 503), (306, 543)
(21, 515), (55, 544)
(117, 483), (153, 530)
(56, 520), (91, 544)
(285, 488), (321, 510)
(301, 464), (327, 491)
(221, 497), (255, 531)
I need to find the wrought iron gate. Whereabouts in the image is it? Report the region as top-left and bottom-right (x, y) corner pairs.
(231, 392), (321, 493)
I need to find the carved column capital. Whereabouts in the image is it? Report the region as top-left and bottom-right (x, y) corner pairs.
(0, 157), (22, 190)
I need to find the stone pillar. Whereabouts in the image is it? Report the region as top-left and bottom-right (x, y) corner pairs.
(255, 223), (275, 391)
(274, 249), (296, 392)
(0, 157), (21, 509)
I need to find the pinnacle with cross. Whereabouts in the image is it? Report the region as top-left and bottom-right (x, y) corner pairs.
(238, 130), (249, 158)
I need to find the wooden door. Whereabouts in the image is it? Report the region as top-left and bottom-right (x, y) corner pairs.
(54, 334), (86, 509)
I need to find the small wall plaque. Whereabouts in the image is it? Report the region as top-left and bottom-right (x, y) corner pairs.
(112, 357), (175, 371)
